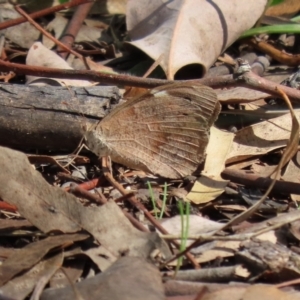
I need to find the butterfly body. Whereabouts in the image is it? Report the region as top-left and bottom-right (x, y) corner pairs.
(84, 82), (220, 178)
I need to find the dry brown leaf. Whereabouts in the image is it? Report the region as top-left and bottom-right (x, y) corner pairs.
(289, 219), (300, 241)
(265, 0), (300, 16)
(160, 215), (223, 245)
(194, 240), (240, 263)
(26, 42), (93, 86)
(49, 258), (85, 289)
(204, 127), (234, 177)
(0, 233), (87, 286)
(84, 247), (117, 272)
(1, 5), (40, 49)
(26, 42), (114, 86)
(201, 286), (246, 300)
(186, 177), (228, 204)
(0, 252), (63, 300)
(216, 88), (271, 104)
(227, 111), (300, 164)
(0, 146), (171, 260)
(242, 285), (300, 300)
(201, 284), (300, 300)
(227, 158), (261, 171)
(126, 0), (267, 79)
(215, 89), (299, 232)
(0, 146), (81, 233)
(0, 219), (33, 231)
(40, 257), (165, 300)
(250, 163), (277, 178)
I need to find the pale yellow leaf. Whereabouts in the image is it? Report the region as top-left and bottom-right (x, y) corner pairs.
(187, 127), (233, 204)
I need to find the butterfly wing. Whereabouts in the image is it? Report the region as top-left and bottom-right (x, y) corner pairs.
(86, 82), (219, 178)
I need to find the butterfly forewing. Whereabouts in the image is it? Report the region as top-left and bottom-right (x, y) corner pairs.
(86, 82), (219, 178)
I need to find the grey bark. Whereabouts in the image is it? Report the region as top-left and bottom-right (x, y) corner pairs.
(0, 83), (121, 152)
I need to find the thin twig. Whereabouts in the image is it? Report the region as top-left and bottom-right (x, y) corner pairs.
(57, 1), (94, 59)
(14, 5), (83, 60)
(0, 0), (93, 31)
(1, 59), (300, 102)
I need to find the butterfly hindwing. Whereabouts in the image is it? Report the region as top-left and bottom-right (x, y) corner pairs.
(86, 82), (219, 178)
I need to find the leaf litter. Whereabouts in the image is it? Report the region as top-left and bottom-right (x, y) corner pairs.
(1, 0), (300, 299)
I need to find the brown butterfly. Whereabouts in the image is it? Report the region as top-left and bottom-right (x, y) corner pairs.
(84, 82), (220, 178)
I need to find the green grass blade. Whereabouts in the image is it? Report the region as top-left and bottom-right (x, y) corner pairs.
(174, 201), (190, 277)
(240, 23), (300, 38)
(159, 182), (168, 219)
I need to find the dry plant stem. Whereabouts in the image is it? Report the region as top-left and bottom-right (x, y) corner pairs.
(114, 192), (136, 203)
(276, 278), (300, 288)
(163, 266), (238, 282)
(1, 59), (300, 102)
(64, 178), (103, 192)
(69, 183), (107, 204)
(205, 70), (300, 102)
(101, 157), (200, 269)
(14, 5), (83, 60)
(248, 37), (300, 66)
(0, 60), (171, 87)
(143, 54), (164, 78)
(59, 268), (84, 300)
(0, 0), (93, 31)
(122, 211), (149, 233)
(221, 168), (300, 194)
(57, 1), (94, 59)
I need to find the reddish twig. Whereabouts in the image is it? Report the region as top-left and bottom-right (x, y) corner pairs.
(0, 59), (171, 87)
(64, 177), (103, 192)
(0, 201), (17, 213)
(276, 277), (300, 288)
(69, 183), (107, 204)
(248, 37), (300, 67)
(122, 211), (149, 233)
(57, 2), (94, 59)
(0, 0), (93, 31)
(1, 58), (300, 102)
(14, 5), (83, 60)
